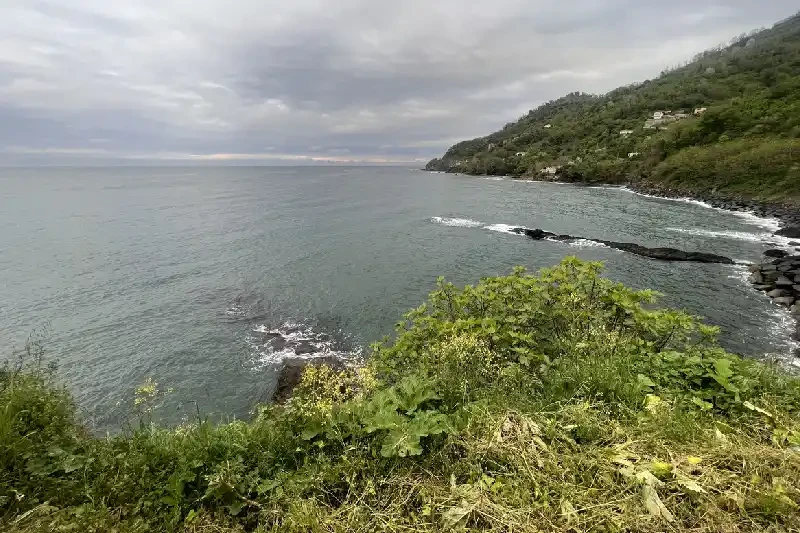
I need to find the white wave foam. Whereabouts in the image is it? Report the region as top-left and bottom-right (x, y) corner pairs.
(484, 223), (521, 234)
(482, 176), (505, 181)
(248, 321), (362, 368)
(619, 187), (781, 231)
(763, 307), (800, 368)
(430, 216), (485, 228)
(665, 227), (768, 243)
(563, 238), (609, 248)
(666, 227), (796, 250)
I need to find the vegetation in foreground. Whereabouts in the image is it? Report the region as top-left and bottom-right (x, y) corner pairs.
(3, 258), (800, 532)
(426, 13), (800, 203)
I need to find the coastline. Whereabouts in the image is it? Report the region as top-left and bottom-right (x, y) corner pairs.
(426, 169), (800, 360)
(425, 169), (800, 231)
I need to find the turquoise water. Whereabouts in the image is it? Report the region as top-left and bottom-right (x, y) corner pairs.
(1, 166), (795, 429)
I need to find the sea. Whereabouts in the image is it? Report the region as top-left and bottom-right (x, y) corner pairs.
(1, 166), (797, 430)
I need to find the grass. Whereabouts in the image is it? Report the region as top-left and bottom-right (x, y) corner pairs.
(2, 258), (800, 532)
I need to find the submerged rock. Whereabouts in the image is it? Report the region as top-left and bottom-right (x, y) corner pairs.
(775, 226), (800, 238)
(294, 341), (317, 355)
(764, 249), (789, 258)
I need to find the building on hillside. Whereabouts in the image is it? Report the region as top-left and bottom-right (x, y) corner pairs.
(674, 113), (690, 119)
(694, 107), (707, 115)
(544, 124), (552, 128)
(628, 152), (640, 158)
(516, 152), (527, 157)
(653, 111), (664, 120)
(619, 130), (634, 136)
(542, 166), (559, 175)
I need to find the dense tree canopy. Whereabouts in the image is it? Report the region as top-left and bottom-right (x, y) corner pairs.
(427, 13), (800, 202)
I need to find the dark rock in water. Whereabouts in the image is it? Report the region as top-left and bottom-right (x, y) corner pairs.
(779, 264), (795, 272)
(749, 272), (765, 284)
(764, 271), (782, 282)
(596, 240), (735, 264)
(268, 335), (289, 351)
(512, 227), (555, 240)
(773, 297), (796, 306)
(753, 284), (774, 291)
(761, 264), (778, 271)
(775, 226), (800, 238)
(767, 288), (793, 298)
(294, 341), (317, 355)
(791, 303), (800, 315)
(510, 227), (735, 263)
(790, 241), (800, 246)
(272, 356), (346, 404)
(775, 277), (794, 287)
(764, 249), (789, 258)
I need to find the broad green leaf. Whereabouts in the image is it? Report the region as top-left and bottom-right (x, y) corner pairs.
(637, 374), (656, 388)
(743, 401), (773, 418)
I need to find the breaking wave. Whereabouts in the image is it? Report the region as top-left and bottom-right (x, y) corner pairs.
(665, 227), (771, 243)
(247, 321), (362, 369)
(430, 216), (485, 228)
(619, 187), (781, 231)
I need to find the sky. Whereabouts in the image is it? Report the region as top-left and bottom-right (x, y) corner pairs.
(0, 1), (797, 165)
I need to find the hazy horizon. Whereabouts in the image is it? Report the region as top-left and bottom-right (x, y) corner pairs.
(1, 2), (797, 166)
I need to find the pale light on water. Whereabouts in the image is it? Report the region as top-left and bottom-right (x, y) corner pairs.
(0, 166), (795, 430)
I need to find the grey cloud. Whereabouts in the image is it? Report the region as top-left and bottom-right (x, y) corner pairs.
(0, 0), (796, 163)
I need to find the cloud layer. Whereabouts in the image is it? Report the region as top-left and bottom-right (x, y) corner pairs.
(0, 1), (796, 164)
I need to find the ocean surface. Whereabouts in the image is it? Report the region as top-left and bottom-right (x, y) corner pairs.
(1, 166), (797, 430)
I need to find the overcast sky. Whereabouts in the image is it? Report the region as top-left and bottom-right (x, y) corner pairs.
(0, 1), (796, 165)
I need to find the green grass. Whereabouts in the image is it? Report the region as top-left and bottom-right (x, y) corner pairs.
(3, 258), (800, 532)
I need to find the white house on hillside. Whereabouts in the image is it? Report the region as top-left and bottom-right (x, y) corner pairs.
(619, 130), (634, 137)
(653, 111), (664, 120)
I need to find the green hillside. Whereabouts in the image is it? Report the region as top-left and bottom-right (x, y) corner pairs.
(426, 13), (800, 203)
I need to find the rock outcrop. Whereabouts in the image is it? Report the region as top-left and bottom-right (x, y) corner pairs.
(510, 227), (735, 264)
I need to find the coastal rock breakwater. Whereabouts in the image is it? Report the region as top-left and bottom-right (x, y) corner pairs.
(749, 251), (800, 338)
(510, 227), (735, 264)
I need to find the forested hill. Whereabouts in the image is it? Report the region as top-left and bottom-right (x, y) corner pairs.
(426, 12), (800, 203)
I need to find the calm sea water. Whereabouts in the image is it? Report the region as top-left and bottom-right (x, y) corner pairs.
(1, 166), (797, 429)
